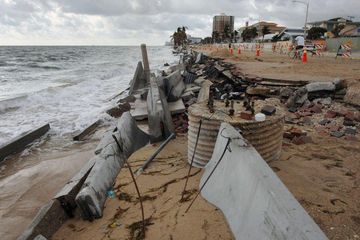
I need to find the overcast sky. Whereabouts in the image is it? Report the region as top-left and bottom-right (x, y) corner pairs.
(1, 0), (359, 45)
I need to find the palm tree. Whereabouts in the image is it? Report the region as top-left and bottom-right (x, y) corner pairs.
(212, 31), (220, 43)
(261, 26), (271, 41)
(224, 24), (231, 42)
(170, 26), (188, 48)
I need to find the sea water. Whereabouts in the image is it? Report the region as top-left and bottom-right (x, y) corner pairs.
(0, 46), (178, 146)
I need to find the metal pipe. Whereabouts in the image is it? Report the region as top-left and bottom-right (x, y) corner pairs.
(135, 133), (176, 177)
(181, 119), (202, 200)
(185, 138), (231, 213)
(112, 135), (145, 237)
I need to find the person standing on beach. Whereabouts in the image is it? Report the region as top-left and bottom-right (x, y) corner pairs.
(295, 35), (305, 50)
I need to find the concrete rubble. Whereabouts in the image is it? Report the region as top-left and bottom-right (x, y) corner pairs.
(18, 46), (360, 240)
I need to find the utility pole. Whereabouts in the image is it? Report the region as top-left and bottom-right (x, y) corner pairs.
(293, 0), (310, 38)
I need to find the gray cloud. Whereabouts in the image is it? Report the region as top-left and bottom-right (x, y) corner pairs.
(0, 0), (359, 45)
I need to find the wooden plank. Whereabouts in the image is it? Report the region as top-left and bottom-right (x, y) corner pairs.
(73, 120), (101, 141)
(0, 124), (50, 163)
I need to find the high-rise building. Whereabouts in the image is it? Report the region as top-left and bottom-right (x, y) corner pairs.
(213, 14), (235, 39)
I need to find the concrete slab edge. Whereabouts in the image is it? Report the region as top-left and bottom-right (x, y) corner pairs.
(200, 123), (328, 240)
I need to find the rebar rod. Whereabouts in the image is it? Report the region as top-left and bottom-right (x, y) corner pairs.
(112, 135), (145, 237)
(181, 119), (202, 200)
(185, 138), (231, 213)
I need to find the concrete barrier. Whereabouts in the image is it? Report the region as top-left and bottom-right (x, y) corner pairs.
(76, 112), (149, 220)
(73, 120), (101, 141)
(17, 200), (68, 240)
(200, 123), (328, 240)
(0, 124), (50, 163)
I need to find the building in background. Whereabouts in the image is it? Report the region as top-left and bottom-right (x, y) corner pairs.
(187, 35), (202, 44)
(240, 21), (286, 36)
(212, 13), (235, 41)
(307, 17), (360, 32)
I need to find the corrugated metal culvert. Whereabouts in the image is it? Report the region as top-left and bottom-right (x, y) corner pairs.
(188, 99), (284, 168)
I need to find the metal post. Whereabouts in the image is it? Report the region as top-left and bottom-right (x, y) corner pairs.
(304, 1), (309, 38)
(293, 0), (310, 38)
(135, 133), (176, 177)
(181, 119), (202, 200)
(185, 138), (231, 213)
(141, 44), (150, 83)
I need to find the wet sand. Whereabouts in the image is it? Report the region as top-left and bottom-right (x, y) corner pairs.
(0, 131), (103, 240)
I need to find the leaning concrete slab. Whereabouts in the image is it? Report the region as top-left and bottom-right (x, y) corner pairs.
(75, 112), (149, 220)
(197, 80), (213, 103)
(17, 200), (68, 240)
(164, 70), (185, 102)
(129, 61), (147, 95)
(147, 75), (175, 142)
(0, 124), (50, 163)
(200, 123), (328, 240)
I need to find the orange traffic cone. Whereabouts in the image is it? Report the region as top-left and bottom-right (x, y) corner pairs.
(230, 48), (234, 55)
(238, 47), (241, 55)
(256, 47), (260, 57)
(302, 48), (308, 63)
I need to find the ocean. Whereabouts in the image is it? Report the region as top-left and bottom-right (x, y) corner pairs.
(0, 46), (178, 146)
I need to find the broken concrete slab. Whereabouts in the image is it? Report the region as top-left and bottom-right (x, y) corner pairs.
(197, 80), (213, 103)
(147, 75), (175, 142)
(158, 88), (176, 140)
(106, 102), (131, 118)
(17, 200), (68, 240)
(0, 124), (50, 163)
(75, 112), (149, 220)
(182, 71), (198, 84)
(344, 80), (360, 107)
(200, 123), (328, 240)
(195, 52), (203, 64)
(73, 120), (101, 141)
(130, 98), (185, 120)
(306, 82), (335, 93)
(181, 91), (195, 102)
(184, 84), (201, 93)
(194, 77), (206, 86)
(286, 87), (308, 109)
(129, 61), (147, 95)
(164, 70), (185, 102)
(117, 94), (136, 104)
(167, 63), (185, 74)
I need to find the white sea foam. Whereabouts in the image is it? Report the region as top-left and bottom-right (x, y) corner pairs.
(0, 46), (178, 146)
